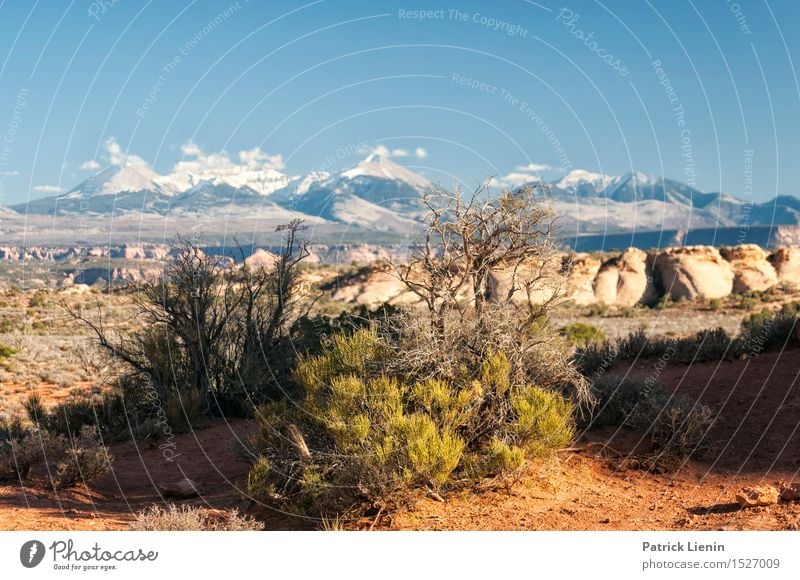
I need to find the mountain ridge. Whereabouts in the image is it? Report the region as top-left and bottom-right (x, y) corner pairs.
(8, 157), (800, 235)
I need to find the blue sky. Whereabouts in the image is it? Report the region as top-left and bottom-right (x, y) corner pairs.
(0, 0), (798, 204)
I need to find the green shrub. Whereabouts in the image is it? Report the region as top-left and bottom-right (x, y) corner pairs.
(561, 322), (605, 347)
(740, 308), (797, 354)
(28, 290), (48, 308)
(0, 342), (17, 359)
(248, 330), (575, 515)
(483, 438), (525, 474)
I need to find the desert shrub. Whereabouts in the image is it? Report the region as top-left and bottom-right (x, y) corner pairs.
(28, 290), (48, 308)
(48, 425), (113, 489)
(682, 327), (736, 362)
(292, 303), (403, 356)
(0, 425), (109, 483)
(739, 308), (797, 354)
(0, 342), (16, 359)
(0, 414), (31, 480)
(129, 504), (262, 531)
(68, 222), (311, 420)
(780, 301), (800, 316)
(163, 388), (203, 434)
(383, 306), (591, 412)
(584, 303), (610, 317)
(577, 326), (741, 374)
(249, 330), (574, 515)
(587, 374), (656, 429)
(26, 392), (131, 441)
(646, 395), (715, 458)
(561, 322), (605, 347)
(587, 374), (714, 462)
(4, 429), (65, 480)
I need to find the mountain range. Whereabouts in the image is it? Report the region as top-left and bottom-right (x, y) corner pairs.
(8, 155), (800, 235)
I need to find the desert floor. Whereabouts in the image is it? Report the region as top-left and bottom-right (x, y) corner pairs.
(1, 348), (798, 531)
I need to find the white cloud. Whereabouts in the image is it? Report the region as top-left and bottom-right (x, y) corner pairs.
(166, 141), (288, 194)
(80, 160), (101, 171)
(0, 170), (18, 176)
(33, 185), (63, 193)
(238, 146), (284, 170)
(180, 141), (203, 157)
(104, 136), (125, 165)
(370, 145), (408, 158)
(501, 172), (543, 184)
(494, 163), (555, 188)
(515, 163), (553, 172)
(371, 145), (429, 160)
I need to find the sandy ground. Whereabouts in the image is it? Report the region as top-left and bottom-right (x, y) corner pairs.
(1, 350), (799, 531)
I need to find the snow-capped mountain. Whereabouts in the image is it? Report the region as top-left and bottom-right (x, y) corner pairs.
(555, 169), (614, 197)
(10, 154), (800, 235)
(270, 153), (428, 228)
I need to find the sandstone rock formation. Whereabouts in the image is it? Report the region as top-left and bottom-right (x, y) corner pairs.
(486, 256), (564, 306)
(651, 246), (734, 300)
(591, 248), (656, 307)
(330, 265), (418, 307)
(769, 247), (800, 287)
(244, 248), (279, 270)
(564, 254), (601, 306)
(720, 244), (778, 293)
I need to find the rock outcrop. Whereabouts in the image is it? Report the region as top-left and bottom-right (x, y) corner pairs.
(651, 246), (734, 300)
(591, 248), (656, 307)
(330, 264), (418, 306)
(769, 247), (800, 287)
(720, 244), (778, 293)
(244, 248), (279, 270)
(564, 254), (601, 306)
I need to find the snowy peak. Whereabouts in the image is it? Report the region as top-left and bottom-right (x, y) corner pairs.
(163, 166), (291, 197)
(65, 156), (171, 198)
(340, 153), (431, 191)
(556, 169), (613, 190)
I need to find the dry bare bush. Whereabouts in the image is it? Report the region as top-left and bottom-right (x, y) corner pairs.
(48, 425), (113, 489)
(129, 504), (262, 531)
(388, 182), (592, 411)
(67, 221), (311, 418)
(392, 182), (565, 331)
(588, 374), (714, 466)
(0, 422), (111, 487)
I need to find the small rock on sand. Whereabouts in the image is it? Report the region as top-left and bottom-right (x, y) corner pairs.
(157, 478), (203, 499)
(735, 485), (780, 508)
(780, 482), (800, 502)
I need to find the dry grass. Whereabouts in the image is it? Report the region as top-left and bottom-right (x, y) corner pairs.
(129, 504), (262, 531)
